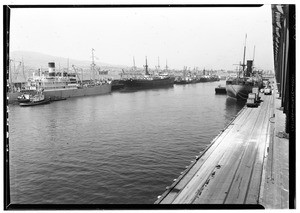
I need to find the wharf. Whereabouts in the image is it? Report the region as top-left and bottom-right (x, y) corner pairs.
(155, 81), (289, 208)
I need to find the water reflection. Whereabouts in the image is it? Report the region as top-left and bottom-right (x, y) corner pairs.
(120, 85), (174, 93)
(225, 98), (245, 122)
(9, 81), (246, 204)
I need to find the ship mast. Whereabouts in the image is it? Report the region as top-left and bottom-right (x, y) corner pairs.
(133, 56), (136, 70)
(144, 56), (149, 75)
(22, 58), (26, 81)
(165, 59), (168, 71)
(252, 45), (256, 71)
(91, 48), (96, 82)
(241, 34), (247, 74)
(252, 45), (256, 62)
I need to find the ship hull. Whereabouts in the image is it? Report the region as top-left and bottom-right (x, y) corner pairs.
(19, 98), (51, 107)
(174, 80), (190, 84)
(123, 77), (175, 89)
(43, 84), (112, 99)
(199, 78), (210, 82)
(8, 84), (111, 104)
(199, 77), (219, 82)
(225, 84), (253, 100)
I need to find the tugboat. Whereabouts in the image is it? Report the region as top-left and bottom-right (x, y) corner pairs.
(17, 89), (36, 103)
(226, 35), (262, 100)
(215, 85), (227, 94)
(19, 89), (50, 106)
(17, 94), (31, 103)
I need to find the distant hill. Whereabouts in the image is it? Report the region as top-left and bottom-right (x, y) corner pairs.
(9, 51), (131, 82)
(10, 51), (128, 69)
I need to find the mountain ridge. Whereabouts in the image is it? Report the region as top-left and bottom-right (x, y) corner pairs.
(10, 51), (129, 69)
(8, 51), (130, 82)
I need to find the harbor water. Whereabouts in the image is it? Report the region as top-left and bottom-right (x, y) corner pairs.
(9, 81), (244, 204)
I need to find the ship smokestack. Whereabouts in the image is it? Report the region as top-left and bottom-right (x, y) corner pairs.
(246, 60), (253, 77)
(48, 62), (55, 76)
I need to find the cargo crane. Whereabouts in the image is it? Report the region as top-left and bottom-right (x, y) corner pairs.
(9, 59), (24, 83)
(72, 65), (83, 84)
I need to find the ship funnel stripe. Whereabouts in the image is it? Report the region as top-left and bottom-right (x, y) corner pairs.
(48, 62), (55, 68)
(48, 62), (55, 73)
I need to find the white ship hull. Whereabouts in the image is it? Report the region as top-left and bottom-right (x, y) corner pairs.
(8, 84), (111, 104)
(43, 84), (111, 99)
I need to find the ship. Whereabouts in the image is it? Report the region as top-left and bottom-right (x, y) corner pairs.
(199, 69), (220, 82)
(174, 67), (195, 84)
(226, 35), (262, 100)
(199, 75), (211, 82)
(8, 49), (111, 103)
(174, 76), (193, 84)
(19, 90), (51, 107)
(122, 57), (175, 89)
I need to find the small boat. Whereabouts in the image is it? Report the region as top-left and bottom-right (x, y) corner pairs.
(17, 89), (36, 103)
(215, 85), (227, 94)
(17, 94), (31, 103)
(19, 90), (50, 106)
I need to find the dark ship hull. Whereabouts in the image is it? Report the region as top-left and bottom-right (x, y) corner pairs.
(174, 80), (191, 84)
(19, 98), (51, 107)
(200, 76), (220, 82)
(226, 82), (254, 100)
(226, 78), (262, 100)
(111, 79), (125, 91)
(123, 77), (175, 89)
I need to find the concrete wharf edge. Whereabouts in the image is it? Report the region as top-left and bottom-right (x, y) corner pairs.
(155, 81), (289, 208)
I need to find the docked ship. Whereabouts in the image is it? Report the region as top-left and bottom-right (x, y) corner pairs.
(226, 36), (262, 100)
(174, 67), (194, 84)
(199, 69), (220, 82)
(199, 75), (211, 82)
(122, 57), (175, 89)
(174, 76), (193, 84)
(9, 49), (111, 103)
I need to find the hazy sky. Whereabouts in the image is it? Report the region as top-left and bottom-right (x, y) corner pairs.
(10, 5), (274, 70)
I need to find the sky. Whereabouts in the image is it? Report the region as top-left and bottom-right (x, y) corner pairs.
(9, 5), (274, 71)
